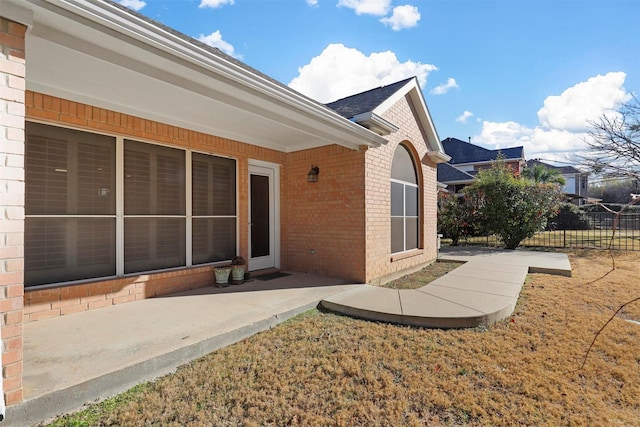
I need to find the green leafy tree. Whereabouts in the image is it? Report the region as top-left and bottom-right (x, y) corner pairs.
(522, 163), (566, 186)
(464, 160), (564, 249)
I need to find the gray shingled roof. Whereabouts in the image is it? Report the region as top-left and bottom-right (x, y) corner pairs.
(442, 137), (524, 164)
(325, 78), (415, 118)
(526, 159), (582, 175)
(437, 163), (476, 183)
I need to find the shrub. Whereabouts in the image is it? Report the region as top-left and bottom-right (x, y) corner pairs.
(437, 192), (476, 245)
(464, 160), (564, 249)
(547, 203), (591, 230)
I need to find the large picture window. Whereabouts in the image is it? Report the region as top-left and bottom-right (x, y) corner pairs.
(124, 140), (186, 273)
(391, 144), (420, 254)
(25, 122), (238, 287)
(192, 153), (237, 264)
(25, 123), (117, 286)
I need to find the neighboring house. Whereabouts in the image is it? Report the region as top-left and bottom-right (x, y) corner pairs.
(526, 160), (589, 205)
(437, 137), (525, 192)
(0, 0), (449, 406)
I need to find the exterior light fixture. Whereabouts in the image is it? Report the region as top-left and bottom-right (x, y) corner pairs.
(307, 165), (319, 182)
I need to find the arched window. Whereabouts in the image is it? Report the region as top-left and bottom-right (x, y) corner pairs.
(391, 145), (419, 253)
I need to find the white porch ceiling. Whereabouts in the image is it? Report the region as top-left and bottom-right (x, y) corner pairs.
(14, 0), (386, 153)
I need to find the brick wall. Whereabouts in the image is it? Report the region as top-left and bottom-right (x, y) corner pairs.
(23, 91), (286, 322)
(0, 17), (26, 406)
(283, 145), (367, 282)
(364, 93), (438, 284)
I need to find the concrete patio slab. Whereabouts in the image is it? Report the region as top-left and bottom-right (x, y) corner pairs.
(9, 273), (359, 427)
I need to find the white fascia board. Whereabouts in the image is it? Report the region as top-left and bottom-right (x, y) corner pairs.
(23, 0), (386, 149)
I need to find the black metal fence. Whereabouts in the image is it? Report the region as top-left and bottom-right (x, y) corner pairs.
(457, 211), (640, 251)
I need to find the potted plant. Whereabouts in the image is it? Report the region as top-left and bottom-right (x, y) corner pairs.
(214, 264), (232, 287)
(230, 256), (246, 284)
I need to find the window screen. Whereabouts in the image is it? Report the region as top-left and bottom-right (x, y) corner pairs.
(191, 153), (237, 264)
(25, 123), (116, 286)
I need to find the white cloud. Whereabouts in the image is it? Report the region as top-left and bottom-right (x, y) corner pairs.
(307, 0), (318, 5)
(338, 0), (391, 16)
(430, 77), (459, 95)
(474, 72), (630, 162)
(380, 5), (421, 30)
(537, 72), (630, 131)
(199, 0), (234, 9)
(197, 31), (241, 59)
(118, 0), (146, 11)
(456, 111), (474, 123)
(288, 43), (437, 103)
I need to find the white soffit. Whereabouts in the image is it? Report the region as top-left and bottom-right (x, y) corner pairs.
(17, 0), (387, 152)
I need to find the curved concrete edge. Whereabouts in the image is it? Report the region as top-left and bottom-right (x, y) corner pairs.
(6, 302), (319, 427)
(321, 250), (572, 329)
(321, 287), (520, 329)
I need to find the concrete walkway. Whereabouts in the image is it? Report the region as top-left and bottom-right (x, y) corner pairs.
(321, 247), (571, 329)
(8, 248), (571, 426)
(8, 274), (359, 427)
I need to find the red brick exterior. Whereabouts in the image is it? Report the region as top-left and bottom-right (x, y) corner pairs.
(364, 94), (438, 284)
(5, 20), (440, 407)
(0, 17), (26, 406)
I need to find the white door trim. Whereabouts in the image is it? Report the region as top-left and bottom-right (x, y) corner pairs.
(248, 160), (280, 271)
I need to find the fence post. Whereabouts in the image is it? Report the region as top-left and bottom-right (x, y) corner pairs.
(563, 229), (566, 248)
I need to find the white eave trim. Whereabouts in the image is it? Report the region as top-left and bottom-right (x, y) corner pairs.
(351, 112), (398, 137)
(426, 150), (451, 164)
(21, 0), (387, 149)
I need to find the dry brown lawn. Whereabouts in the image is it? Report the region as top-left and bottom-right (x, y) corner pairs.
(381, 261), (461, 289)
(47, 251), (640, 426)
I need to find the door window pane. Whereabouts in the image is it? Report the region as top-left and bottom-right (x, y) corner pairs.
(251, 174), (270, 258)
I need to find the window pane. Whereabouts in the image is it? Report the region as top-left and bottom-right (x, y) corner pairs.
(391, 217), (404, 253)
(406, 218), (418, 250)
(250, 174), (270, 258)
(192, 218), (237, 264)
(26, 123), (115, 215)
(124, 140), (185, 215)
(124, 218), (186, 273)
(406, 185), (419, 216)
(25, 218), (116, 286)
(391, 182), (404, 216)
(192, 153), (236, 216)
(391, 145), (417, 184)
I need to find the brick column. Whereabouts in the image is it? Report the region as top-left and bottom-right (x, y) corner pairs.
(0, 17), (26, 406)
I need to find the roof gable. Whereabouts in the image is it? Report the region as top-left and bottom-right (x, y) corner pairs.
(437, 163), (476, 184)
(526, 159), (583, 175)
(326, 78), (449, 161)
(442, 137), (524, 164)
(325, 78), (414, 119)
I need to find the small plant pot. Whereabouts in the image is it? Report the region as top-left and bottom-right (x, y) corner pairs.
(231, 265), (246, 284)
(214, 266), (232, 286)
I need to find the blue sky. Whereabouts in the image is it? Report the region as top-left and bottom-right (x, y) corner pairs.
(119, 0), (639, 164)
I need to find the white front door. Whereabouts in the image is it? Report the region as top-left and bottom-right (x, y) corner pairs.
(248, 162), (279, 271)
